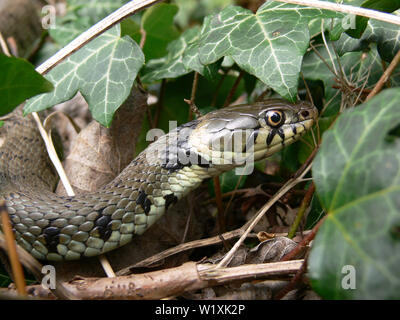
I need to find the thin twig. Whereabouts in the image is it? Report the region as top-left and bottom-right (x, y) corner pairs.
(0, 233), (78, 299)
(280, 215), (326, 262)
(274, 0), (400, 26)
(366, 49), (400, 101)
(139, 29), (147, 49)
(31, 113), (75, 196)
(222, 175), (245, 221)
(213, 176), (226, 233)
(211, 72), (227, 107)
(273, 257), (308, 300)
(99, 255), (116, 277)
(0, 32), (11, 56)
(216, 162), (313, 268)
(223, 71), (244, 107)
(36, 0), (164, 75)
(0, 201), (26, 296)
(321, 20), (337, 76)
(287, 183), (315, 238)
(185, 72), (201, 119)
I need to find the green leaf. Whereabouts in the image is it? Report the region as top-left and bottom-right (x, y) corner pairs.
(140, 3), (180, 61)
(49, 13), (92, 47)
(336, 19), (400, 62)
(198, 2), (343, 101)
(25, 25), (144, 127)
(305, 195), (325, 230)
(50, 0), (130, 46)
(67, 0), (128, 20)
(302, 43), (391, 115)
(309, 88), (400, 299)
(141, 26), (201, 82)
(346, 0), (400, 39)
(0, 54), (53, 115)
(174, 0), (236, 29)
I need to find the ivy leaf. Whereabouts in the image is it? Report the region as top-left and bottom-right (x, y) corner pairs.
(50, 0), (130, 46)
(327, 0), (400, 40)
(67, 0), (128, 20)
(198, 2), (343, 101)
(345, 0), (400, 39)
(309, 88), (400, 299)
(336, 19), (400, 62)
(25, 25), (144, 127)
(141, 26), (201, 82)
(139, 3), (180, 61)
(49, 12), (92, 47)
(302, 43), (393, 115)
(0, 54), (53, 115)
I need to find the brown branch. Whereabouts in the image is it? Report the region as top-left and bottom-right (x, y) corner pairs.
(223, 71), (244, 107)
(287, 183), (315, 238)
(184, 72), (201, 119)
(280, 215), (326, 262)
(213, 176), (226, 233)
(0, 201), (26, 296)
(139, 29), (147, 49)
(1, 260), (303, 299)
(273, 258), (308, 300)
(366, 49), (400, 101)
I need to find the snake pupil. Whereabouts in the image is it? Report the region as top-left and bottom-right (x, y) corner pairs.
(271, 113), (280, 123)
(266, 111), (284, 128)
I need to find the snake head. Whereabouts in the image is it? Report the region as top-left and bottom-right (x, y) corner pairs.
(187, 99), (318, 171)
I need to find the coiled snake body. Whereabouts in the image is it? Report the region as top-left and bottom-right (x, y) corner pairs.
(0, 100), (317, 260)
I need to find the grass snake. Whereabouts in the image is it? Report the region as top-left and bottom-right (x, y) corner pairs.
(0, 99), (317, 261)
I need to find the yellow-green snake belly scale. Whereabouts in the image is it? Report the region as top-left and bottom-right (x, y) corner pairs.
(0, 99), (317, 261)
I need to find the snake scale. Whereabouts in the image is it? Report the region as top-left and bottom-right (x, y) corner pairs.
(0, 99), (317, 261)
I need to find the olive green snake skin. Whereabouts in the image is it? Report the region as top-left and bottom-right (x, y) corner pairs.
(0, 99), (317, 261)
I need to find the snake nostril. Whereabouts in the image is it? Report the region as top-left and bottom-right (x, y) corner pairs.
(300, 110), (309, 118)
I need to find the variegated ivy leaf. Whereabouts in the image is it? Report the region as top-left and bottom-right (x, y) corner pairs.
(310, 88), (400, 299)
(25, 25), (144, 127)
(335, 19), (400, 62)
(50, 0), (130, 46)
(198, 2), (344, 101)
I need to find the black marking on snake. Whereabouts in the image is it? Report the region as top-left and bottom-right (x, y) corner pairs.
(291, 125), (297, 135)
(243, 128), (260, 152)
(43, 226), (60, 253)
(277, 128), (285, 145)
(164, 193), (178, 210)
(266, 129), (276, 146)
(94, 214), (112, 241)
(267, 128), (285, 146)
(196, 154), (210, 168)
(136, 190), (151, 215)
(161, 121), (210, 172)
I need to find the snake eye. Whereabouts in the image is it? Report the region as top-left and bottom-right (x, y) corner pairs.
(266, 111), (285, 128)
